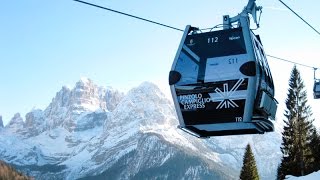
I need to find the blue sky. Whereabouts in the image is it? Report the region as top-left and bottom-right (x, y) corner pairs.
(1, 0), (320, 127)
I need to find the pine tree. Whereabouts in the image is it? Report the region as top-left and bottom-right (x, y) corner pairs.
(240, 144), (259, 180)
(309, 128), (320, 172)
(278, 66), (316, 179)
(277, 163), (285, 180)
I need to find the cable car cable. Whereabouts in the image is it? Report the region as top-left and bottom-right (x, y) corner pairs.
(72, 0), (319, 134)
(278, 0), (320, 36)
(73, 0), (184, 32)
(267, 55), (319, 70)
(73, 0), (319, 71)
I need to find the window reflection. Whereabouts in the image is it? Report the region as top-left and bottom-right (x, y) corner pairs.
(175, 50), (199, 85)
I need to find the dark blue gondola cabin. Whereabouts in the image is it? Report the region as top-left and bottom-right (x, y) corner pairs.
(169, 25), (278, 137)
(314, 80), (320, 99)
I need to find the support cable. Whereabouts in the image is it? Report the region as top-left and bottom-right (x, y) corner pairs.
(73, 0), (184, 32)
(73, 0), (319, 70)
(278, 0), (320, 36)
(267, 55), (319, 70)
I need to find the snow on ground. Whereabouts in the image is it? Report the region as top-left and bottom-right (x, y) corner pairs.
(62, 148), (95, 167)
(71, 126), (103, 143)
(140, 124), (199, 151)
(28, 127), (72, 155)
(0, 131), (35, 165)
(287, 171), (320, 180)
(102, 120), (140, 149)
(140, 124), (224, 164)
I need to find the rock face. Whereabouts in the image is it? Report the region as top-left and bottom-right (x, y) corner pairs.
(0, 79), (282, 180)
(23, 110), (45, 137)
(39, 78), (124, 132)
(5, 113), (25, 134)
(69, 78), (107, 112)
(44, 78), (107, 131)
(104, 87), (123, 112)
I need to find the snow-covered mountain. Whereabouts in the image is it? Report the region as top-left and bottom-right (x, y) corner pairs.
(0, 78), (283, 179)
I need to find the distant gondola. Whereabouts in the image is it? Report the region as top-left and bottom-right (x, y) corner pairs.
(314, 79), (320, 99)
(313, 68), (320, 99)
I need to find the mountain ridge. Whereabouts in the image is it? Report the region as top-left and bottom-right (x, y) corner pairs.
(0, 78), (282, 179)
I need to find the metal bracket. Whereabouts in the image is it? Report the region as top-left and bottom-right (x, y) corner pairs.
(314, 68), (318, 81)
(223, 0), (262, 29)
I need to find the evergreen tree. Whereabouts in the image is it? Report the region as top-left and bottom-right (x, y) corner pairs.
(278, 66), (316, 179)
(276, 163), (285, 180)
(309, 128), (320, 172)
(240, 144), (259, 180)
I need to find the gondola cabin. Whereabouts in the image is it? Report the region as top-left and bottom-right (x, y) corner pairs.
(169, 25), (278, 137)
(314, 80), (320, 99)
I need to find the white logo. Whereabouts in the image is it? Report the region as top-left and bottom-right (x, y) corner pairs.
(214, 78), (245, 109)
(187, 39), (195, 46)
(229, 36), (240, 40)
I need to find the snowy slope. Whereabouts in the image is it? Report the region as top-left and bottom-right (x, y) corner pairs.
(287, 171), (320, 180)
(0, 79), (283, 179)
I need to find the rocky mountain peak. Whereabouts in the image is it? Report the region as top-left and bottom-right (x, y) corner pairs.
(45, 78), (103, 115)
(48, 86), (71, 110)
(43, 78), (124, 131)
(71, 77), (106, 112)
(25, 110), (44, 127)
(79, 77), (91, 84)
(132, 81), (162, 93)
(74, 77), (94, 92)
(104, 81), (176, 134)
(8, 113), (23, 125)
(23, 110), (46, 137)
(104, 87), (124, 112)
(125, 81), (166, 103)
(5, 113), (25, 133)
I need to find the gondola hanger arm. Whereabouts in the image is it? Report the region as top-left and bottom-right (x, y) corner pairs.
(224, 0), (262, 29)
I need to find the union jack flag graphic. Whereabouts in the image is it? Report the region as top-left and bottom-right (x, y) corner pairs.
(213, 78), (245, 109)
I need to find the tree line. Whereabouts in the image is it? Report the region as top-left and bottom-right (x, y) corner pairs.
(0, 160), (33, 180)
(240, 66), (320, 180)
(277, 66), (320, 179)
